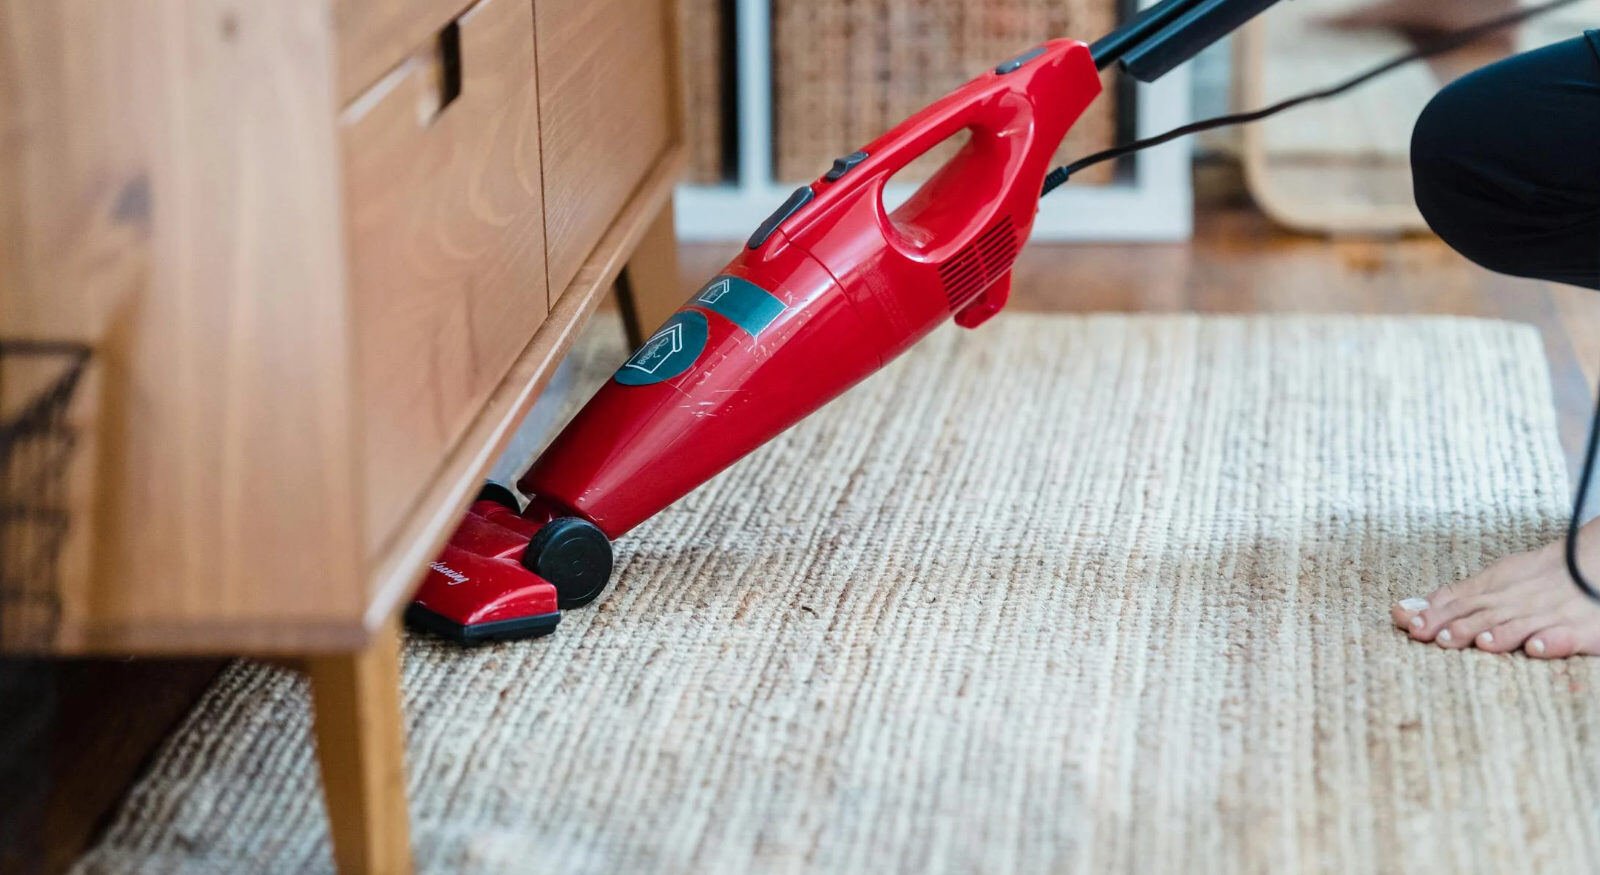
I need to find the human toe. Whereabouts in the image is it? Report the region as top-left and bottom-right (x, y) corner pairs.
(1474, 614), (1555, 653)
(1526, 627), (1582, 659)
(1437, 609), (1505, 649)
(1408, 596), (1486, 642)
(1392, 597), (1429, 631)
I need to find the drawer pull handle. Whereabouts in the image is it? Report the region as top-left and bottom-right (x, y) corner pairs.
(434, 20), (464, 118)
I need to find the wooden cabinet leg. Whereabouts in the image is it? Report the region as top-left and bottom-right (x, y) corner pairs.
(616, 197), (683, 347)
(307, 619), (413, 875)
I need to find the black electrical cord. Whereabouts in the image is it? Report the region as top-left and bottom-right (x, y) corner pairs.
(1041, 0), (1585, 196)
(1569, 386), (1600, 600)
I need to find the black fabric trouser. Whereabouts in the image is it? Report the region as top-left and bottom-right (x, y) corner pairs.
(1411, 31), (1600, 291)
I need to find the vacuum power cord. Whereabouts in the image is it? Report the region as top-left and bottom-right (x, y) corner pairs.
(1570, 380), (1600, 600)
(1042, 0), (1584, 196)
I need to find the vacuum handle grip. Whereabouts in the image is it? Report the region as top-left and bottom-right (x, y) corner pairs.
(799, 43), (1083, 260)
(780, 40), (1100, 278)
(839, 79), (1025, 200)
(872, 98), (1034, 256)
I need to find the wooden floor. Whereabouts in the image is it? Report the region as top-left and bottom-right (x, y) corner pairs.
(683, 204), (1600, 474)
(11, 197), (1600, 874)
(0, 657), (224, 875)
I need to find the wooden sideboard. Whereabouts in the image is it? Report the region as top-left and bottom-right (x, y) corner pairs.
(0, 0), (687, 870)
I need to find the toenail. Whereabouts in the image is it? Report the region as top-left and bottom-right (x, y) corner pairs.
(1410, 615), (1424, 629)
(1477, 631), (1494, 646)
(1438, 629), (1453, 644)
(1399, 597), (1429, 612)
(1530, 638), (1547, 655)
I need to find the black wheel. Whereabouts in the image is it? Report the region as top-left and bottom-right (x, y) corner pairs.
(477, 481), (523, 512)
(522, 517), (613, 608)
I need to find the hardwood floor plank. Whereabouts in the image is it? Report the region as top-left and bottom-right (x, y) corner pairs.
(683, 206), (1596, 473)
(0, 658), (225, 875)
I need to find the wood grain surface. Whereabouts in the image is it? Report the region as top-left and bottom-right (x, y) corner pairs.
(361, 152), (684, 634)
(341, 0), (550, 559)
(334, 0), (476, 104)
(536, 0), (676, 297)
(308, 620), (412, 875)
(0, 0), (366, 654)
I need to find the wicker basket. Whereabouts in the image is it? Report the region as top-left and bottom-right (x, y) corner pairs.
(772, 0), (1119, 184)
(0, 340), (89, 649)
(680, 0), (731, 183)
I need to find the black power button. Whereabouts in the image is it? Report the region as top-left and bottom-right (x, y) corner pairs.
(824, 150), (869, 181)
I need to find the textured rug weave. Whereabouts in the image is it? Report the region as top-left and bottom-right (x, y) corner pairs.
(76, 314), (1600, 874)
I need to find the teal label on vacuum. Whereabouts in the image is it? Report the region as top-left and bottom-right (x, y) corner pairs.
(693, 275), (787, 337)
(615, 310), (709, 386)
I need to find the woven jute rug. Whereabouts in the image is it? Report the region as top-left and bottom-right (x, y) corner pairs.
(76, 313), (1600, 874)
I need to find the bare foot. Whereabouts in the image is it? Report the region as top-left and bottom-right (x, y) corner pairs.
(1392, 519), (1600, 658)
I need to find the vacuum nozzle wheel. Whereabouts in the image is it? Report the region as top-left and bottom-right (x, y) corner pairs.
(522, 517), (613, 608)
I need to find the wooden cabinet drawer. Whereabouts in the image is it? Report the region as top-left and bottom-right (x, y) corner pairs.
(536, 0), (675, 297)
(341, 0), (549, 554)
(334, 0), (475, 104)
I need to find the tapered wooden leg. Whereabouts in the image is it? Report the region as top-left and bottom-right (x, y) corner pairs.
(616, 197), (683, 347)
(307, 619), (413, 875)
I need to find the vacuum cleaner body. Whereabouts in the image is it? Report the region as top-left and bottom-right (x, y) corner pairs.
(407, 39), (1101, 642)
(529, 39), (1102, 538)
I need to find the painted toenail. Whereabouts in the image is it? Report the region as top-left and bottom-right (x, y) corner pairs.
(1410, 615), (1424, 630)
(1399, 598), (1429, 612)
(1438, 629), (1453, 644)
(1477, 631), (1494, 646)
(1530, 638), (1547, 655)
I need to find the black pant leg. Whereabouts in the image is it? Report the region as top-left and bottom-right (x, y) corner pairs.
(1411, 33), (1600, 291)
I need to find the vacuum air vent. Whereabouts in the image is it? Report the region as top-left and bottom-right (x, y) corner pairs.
(936, 217), (1019, 310)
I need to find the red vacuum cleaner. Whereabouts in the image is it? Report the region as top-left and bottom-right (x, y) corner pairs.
(406, 34), (1103, 643)
(406, 0), (1573, 642)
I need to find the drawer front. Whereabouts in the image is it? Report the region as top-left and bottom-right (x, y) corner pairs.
(342, 0), (549, 553)
(536, 0), (675, 297)
(335, 0), (474, 104)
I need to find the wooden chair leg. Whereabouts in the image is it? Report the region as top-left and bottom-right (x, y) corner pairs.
(307, 619), (413, 875)
(616, 197), (683, 347)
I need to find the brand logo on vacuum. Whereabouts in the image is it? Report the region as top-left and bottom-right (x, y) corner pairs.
(697, 278), (732, 305)
(430, 561), (470, 586)
(689, 274), (787, 337)
(614, 310), (709, 386)
(623, 323), (685, 375)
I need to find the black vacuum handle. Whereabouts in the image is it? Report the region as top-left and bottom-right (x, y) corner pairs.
(1091, 0), (1286, 81)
